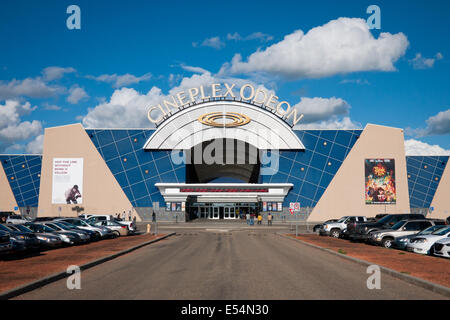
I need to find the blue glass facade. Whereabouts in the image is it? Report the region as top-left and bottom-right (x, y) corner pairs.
(406, 156), (448, 208)
(1, 129), (447, 210)
(261, 130), (362, 207)
(0, 155), (42, 207)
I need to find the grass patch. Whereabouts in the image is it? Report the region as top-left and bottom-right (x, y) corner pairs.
(338, 249), (347, 255)
(398, 252), (406, 255)
(400, 271), (410, 275)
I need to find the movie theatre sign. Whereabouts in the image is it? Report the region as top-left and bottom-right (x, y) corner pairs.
(147, 83), (304, 126)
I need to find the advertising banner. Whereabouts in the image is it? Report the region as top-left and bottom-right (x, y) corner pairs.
(263, 202), (267, 212)
(365, 159), (396, 204)
(52, 158), (84, 204)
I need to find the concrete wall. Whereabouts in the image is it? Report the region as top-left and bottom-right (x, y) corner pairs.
(0, 161), (18, 213)
(307, 124), (410, 222)
(37, 123), (140, 221)
(429, 161), (450, 219)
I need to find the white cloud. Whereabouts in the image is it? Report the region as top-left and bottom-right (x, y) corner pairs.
(42, 102), (62, 111)
(409, 52), (444, 69)
(295, 117), (361, 130)
(406, 109), (450, 137)
(42, 66), (76, 81)
(25, 134), (44, 154)
(0, 100), (43, 152)
(67, 86), (89, 104)
(0, 78), (63, 100)
(405, 139), (450, 156)
(180, 64), (209, 74)
(200, 36), (225, 50)
(221, 17), (409, 79)
(88, 73), (152, 88)
(82, 73), (273, 129)
(292, 97), (350, 123)
(227, 32), (273, 42)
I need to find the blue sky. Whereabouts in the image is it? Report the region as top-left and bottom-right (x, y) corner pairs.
(0, 0), (449, 154)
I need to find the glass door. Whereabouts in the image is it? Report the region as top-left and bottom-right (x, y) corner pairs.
(224, 207), (230, 219)
(211, 207), (219, 219)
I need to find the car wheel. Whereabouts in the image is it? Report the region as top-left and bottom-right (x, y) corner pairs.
(429, 245), (435, 256)
(113, 230), (120, 237)
(330, 229), (340, 238)
(381, 238), (393, 248)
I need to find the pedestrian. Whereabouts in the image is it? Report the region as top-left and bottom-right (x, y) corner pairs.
(246, 212), (250, 225)
(128, 210), (132, 221)
(122, 211), (126, 220)
(268, 212), (273, 226)
(152, 211), (156, 222)
(257, 214), (262, 225)
(250, 214), (254, 226)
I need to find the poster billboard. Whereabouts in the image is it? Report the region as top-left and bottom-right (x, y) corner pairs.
(365, 159), (396, 204)
(52, 158), (84, 204)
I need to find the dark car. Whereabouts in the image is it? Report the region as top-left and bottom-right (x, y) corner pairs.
(0, 230), (12, 255)
(0, 223), (40, 252)
(32, 217), (60, 222)
(348, 213), (426, 242)
(31, 223), (81, 245)
(56, 221), (100, 241)
(8, 224), (62, 249)
(313, 219), (338, 232)
(40, 222), (90, 243)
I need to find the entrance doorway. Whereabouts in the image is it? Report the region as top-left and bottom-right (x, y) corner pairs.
(188, 202), (259, 220)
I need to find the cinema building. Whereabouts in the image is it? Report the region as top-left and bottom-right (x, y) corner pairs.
(0, 83), (449, 222)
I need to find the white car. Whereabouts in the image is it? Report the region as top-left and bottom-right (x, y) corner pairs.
(433, 238), (450, 258)
(406, 226), (450, 255)
(92, 220), (129, 236)
(320, 216), (367, 238)
(86, 215), (136, 233)
(6, 215), (30, 224)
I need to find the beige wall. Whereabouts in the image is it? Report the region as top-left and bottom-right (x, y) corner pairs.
(429, 160), (450, 219)
(38, 123), (140, 221)
(308, 124), (410, 222)
(0, 161), (19, 213)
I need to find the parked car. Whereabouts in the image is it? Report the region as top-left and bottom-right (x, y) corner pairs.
(406, 226), (450, 255)
(348, 214), (426, 242)
(320, 216), (367, 238)
(91, 220), (129, 236)
(33, 217), (60, 222)
(0, 211), (15, 224)
(0, 223), (40, 252)
(8, 224), (62, 249)
(56, 218), (114, 239)
(39, 222), (87, 244)
(78, 214), (93, 219)
(86, 215), (136, 233)
(392, 225), (448, 250)
(6, 215), (31, 224)
(55, 220), (100, 241)
(0, 230), (12, 255)
(29, 223), (80, 245)
(313, 219), (338, 233)
(368, 219), (443, 248)
(432, 238), (450, 258)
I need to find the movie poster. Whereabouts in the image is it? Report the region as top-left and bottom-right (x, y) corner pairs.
(52, 158), (84, 204)
(365, 159), (396, 204)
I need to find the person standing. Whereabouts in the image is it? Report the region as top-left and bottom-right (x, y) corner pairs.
(152, 211), (156, 222)
(246, 212), (250, 225)
(122, 211), (126, 221)
(257, 214), (262, 225)
(268, 213), (273, 226)
(128, 210), (132, 221)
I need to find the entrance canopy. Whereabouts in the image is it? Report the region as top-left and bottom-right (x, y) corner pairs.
(155, 183), (293, 203)
(144, 101), (305, 150)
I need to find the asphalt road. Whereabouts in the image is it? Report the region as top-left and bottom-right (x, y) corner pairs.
(14, 229), (447, 300)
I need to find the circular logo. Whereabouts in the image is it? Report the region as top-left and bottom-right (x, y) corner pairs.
(198, 112), (251, 127)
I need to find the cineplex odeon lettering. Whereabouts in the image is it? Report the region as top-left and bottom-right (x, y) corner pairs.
(0, 82), (449, 223)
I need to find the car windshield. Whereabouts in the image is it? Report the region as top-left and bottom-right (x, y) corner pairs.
(52, 222), (73, 231)
(432, 227), (450, 236)
(337, 217), (348, 223)
(13, 224), (33, 233)
(0, 224), (14, 232)
(391, 221), (406, 230)
(419, 225), (445, 235)
(58, 221), (77, 228)
(377, 215), (395, 224)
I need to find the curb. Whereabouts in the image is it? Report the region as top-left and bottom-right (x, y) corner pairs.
(0, 232), (176, 300)
(278, 233), (450, 298)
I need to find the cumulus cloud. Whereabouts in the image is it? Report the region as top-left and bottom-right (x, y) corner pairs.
(42, 66), (76, 81)
(180, 64), (209, 74)
(406, 109), (450, 137)
(291, 97), (350, 123)
(0, 100), (43, 152)
(295, 117), (361, 130)
(42, 102), (62, 111)
(88, 73), (152, 88)
(227, 32), (273, 42)
(67, 86), (89, 104)
(405, 139), (450, 156)
(409, 52), (443, 69)
(220, 17), (409, 79)
(82, 72), (273, 129)
(198, 36), (225, 50)
(0, 78), (63, 100)
(25, 134), (45, 154)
